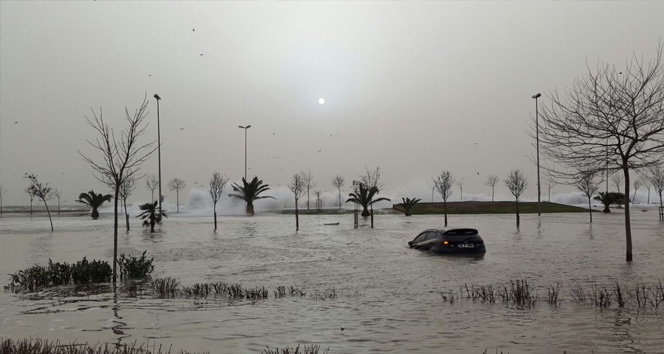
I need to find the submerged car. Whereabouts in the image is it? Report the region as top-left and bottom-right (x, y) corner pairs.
(408, 228), (486, 254)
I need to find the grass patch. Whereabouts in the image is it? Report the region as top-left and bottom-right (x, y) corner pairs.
(6, 257), (112, 292)
(261, 345), (329, 354)
(0, 338), (207, 354)
(394, 201), (590, 215)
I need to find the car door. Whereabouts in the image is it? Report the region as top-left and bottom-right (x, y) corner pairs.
(415, 231), (438, 250)
(410, 232), (428, 248)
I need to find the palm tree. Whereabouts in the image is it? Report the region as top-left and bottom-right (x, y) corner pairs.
(345, 184), (391, 217)
(137, 201), (167, 232)
(76, 190), (112, 219)
(399, 197), (421, 216)
(228, 177), (275, 215)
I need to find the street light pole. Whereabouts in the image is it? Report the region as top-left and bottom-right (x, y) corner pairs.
(154, 94), (162, 218)
(238, 125), (251, 180)
(532, 93), (542, 216)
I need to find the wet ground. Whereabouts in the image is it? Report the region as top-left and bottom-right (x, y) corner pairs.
(1, 210), (663, 353)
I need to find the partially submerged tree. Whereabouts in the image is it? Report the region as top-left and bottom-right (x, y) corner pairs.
(25, 186), (35, 216)
(539, 45), (664, 262)
(228, 177), (275, 216)
(119, 176), (136, 231)
(145, 174), (158, 203)
(288, 172), (306, 231)
(650, 167), (664, 207)
(52, 189), (62, 216)
(302, 170), (316, 210)
(485, 175), (499, 202)
(79, 95), (156, 282)
(433, 171), (454, 227)
(345, 183), (391, 217)
(76, 190), (112, 219)
(594, 192), (626, 213)
(168, 178), (186, 213)
(209, 172), (228, 231)
(576, 172), (600, 223)
(25, 174), (54, 231)
(504, 169), (528, 228)
(399, 197), (421, 216)
(0, 185), (6, 216)
(137, 201), (166, 233)
(332, 175), (345, 209)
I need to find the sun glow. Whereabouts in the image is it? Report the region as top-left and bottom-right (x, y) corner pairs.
(318, 98), (325, 105)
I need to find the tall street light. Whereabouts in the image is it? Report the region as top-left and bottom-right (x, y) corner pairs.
(154, 94), (162, 218)
(532, 93), (542, 216)
(238, 125), (251, 181)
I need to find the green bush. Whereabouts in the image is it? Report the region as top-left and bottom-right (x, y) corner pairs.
(6, 256), (112, 292)
(118, 250), (154, 280)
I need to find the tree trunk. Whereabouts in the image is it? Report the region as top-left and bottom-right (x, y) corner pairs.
(361, 206), (370, 217)
(492, 188), (495, 202)
(246, 201), (255, 216)
(213, 204), (217, 231)
(623, 167), (633, 262)
(151, 190), (155, 203)
(295, 198), (299, 231)
(588, 196), (592, 223)
(92, 207), (99, 219)
(516, 199), (520, 227)
(338, 187), (342, 209)
(307, 189), (310, 210)
(124, 198), (130, 231)
(113, 188), (120, 283)
(370, 207), (374, 229)
(443, 200), (448, 227)
(176, 190), (179, 213)
(43, 199), (54, 231)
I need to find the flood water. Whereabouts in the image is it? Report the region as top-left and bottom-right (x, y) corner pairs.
(1, 209), (663, 353)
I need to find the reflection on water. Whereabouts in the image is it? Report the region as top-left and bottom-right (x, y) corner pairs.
(1, 211), (663, 353)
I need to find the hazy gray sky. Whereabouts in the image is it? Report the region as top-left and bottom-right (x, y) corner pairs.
(1, 1), (663, 207)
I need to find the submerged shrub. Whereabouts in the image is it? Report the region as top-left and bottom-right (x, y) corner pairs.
(1, 337), (208, 354)
(71, 257), (112, 284)
(119, 250), (154, 280)
(6, 256), (113, 292)
(261, 344), (329, 354)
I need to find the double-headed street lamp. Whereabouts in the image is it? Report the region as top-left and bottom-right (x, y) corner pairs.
(238, 125), (251, 181)
(532, 92), (542, 216)
(154, 94), (162, 217)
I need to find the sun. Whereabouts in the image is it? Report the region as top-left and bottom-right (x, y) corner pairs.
(318, 98), (325, 105)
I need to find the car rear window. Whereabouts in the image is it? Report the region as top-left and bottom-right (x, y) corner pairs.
(444, 229), (478, 236)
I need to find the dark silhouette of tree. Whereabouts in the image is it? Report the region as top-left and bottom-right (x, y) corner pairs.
(25, 186), (35, 216)
(399, 197), (421, 216)
(228, 177), (275, 216)
(485, 175), (498, 202)
(504, 169), (528, 227)
(650, 167), (664, 207)
(79, 95), (156, 282)
(168, 178), (186, 213)
(288, 172), (305, 231)
(345, 183), (390, 217)
(52, 189), (62, 216)
(119, 176), (136, 231)
(433, 171), (454, 227)
(145, 174), (158, 203)
(538, 45), (664, 261)
(594, 192), (626, 213)
(0, 185), (8, 216)
(137, 201), (166, 232)
(25, 174), (54, 231)
(302, 170), (316, 210)
(209, 172), (228, 231)
(77, 190), (112, 219)
(332, 175), (345, 209)
(576, 172), (600, 223)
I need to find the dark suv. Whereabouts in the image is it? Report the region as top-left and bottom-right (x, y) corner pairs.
(408, 228), (486, 254)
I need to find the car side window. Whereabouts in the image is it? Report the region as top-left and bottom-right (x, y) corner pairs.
(413, 232), (428, 243)
(425, 231), (438, 241)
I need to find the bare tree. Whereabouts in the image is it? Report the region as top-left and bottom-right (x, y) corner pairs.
(433, 171), (454, 227)
(544, 167), (559, 202)
(485, 175), (499, 202)
(360, 166), (384, 191)
(145, 174), (158, 203)
(640, 174), (652, 204)
(79, 95), (156, 283)
(209, 172), (228, 231)
(119, 175), (136, 231)
(650, 167), (664, 207)
(504, 169), (528, 228)
(632, 179), (642, 203)
(0, 185), (6, 216)
(576, 172), (600, 223)
(25, 174), (54, 231)
(612, 173), (624, 193)
(53, 189), (62, 216)
(332, 175), (345, 209)
(288, 172), (306, 231)
(302, 170), (316, 210)
(25, 186), (35, 215)
(538, 45), (664, 262)
(168, 178), (186, 213)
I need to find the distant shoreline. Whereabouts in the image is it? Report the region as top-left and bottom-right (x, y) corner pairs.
(392, 201), (590, 215)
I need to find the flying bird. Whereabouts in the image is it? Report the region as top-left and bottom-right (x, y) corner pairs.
(317, 149), (322, 153)
(179, 128), (184, 130)
(200, 54), (204, 56)
(14, 121), (18, 124)
(192, 28), (195, 32)
(273, 156), (280, 159)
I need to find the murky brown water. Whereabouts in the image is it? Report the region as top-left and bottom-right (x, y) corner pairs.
(1, 210), (663, 353)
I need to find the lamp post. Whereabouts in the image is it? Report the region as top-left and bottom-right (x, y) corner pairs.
(238, 125), (251, 180)
(154, 94), (162, 217)
(532, 93), (542, 216)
